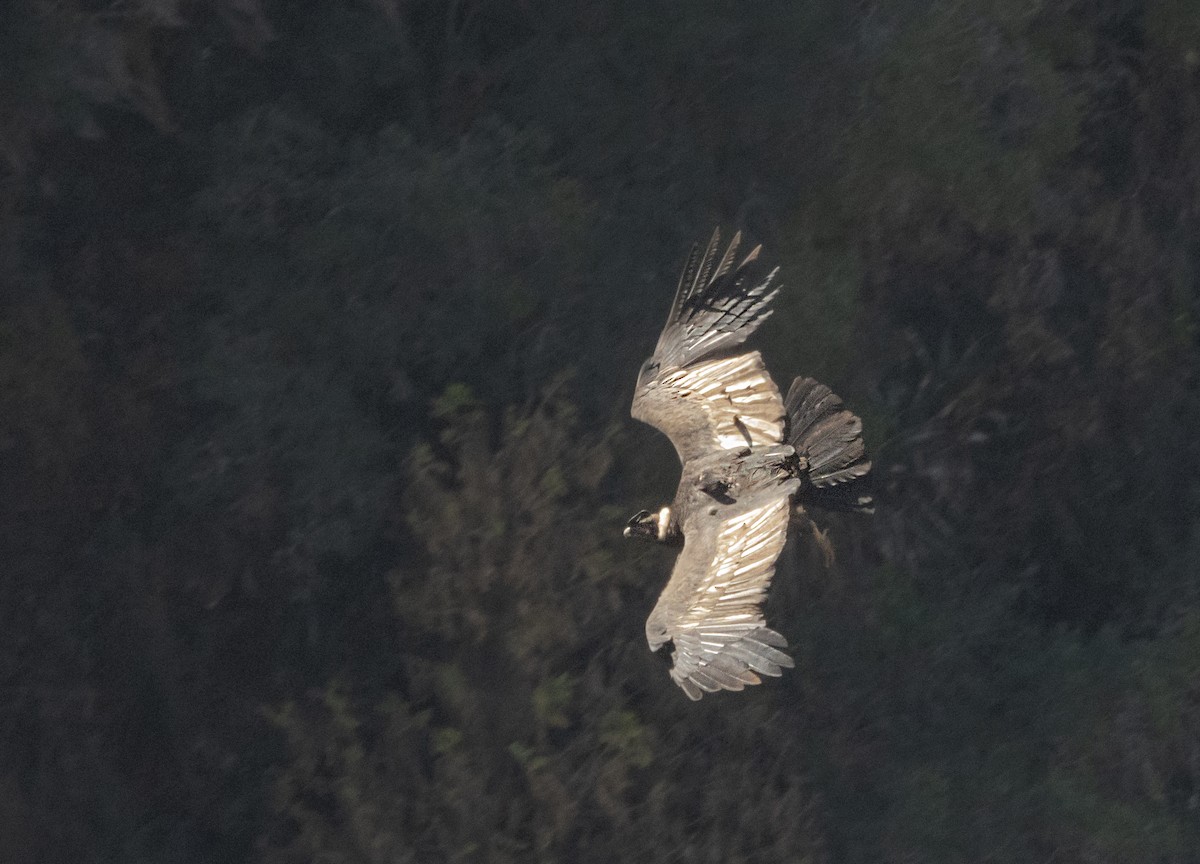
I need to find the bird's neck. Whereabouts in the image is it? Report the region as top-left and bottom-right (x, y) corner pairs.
(657, 506), (683, 545)
(656, 506), (672, 541)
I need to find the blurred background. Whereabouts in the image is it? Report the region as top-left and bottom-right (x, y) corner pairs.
(2, 1), (1199, 861)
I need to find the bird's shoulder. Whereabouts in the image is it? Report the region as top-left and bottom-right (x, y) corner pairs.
(676, 445), (800, 523)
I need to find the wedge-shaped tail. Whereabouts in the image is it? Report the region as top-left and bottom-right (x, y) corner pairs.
(785, 377), (873, 513)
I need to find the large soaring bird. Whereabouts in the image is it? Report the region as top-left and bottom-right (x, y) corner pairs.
(625, 229), (872, 700)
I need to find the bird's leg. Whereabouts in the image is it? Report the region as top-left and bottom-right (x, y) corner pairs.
(700, 478), (735, 504)
(809, 517), (835, 568)
(695, 464), (736, 504)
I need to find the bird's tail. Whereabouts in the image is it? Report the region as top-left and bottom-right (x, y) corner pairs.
(785, 376), (873, 514)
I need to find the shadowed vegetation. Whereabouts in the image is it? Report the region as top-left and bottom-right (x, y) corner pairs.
(1, 1), (1198, 862)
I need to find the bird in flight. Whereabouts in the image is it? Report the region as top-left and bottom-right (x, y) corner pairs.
(625, 229), (872, 700)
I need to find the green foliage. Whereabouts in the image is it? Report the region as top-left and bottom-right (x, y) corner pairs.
(431, 382), (480, 419)
(263, 683), (447, 864)
(532, 673), (575, 730)
(393, 385), (618, 654)
(597, 709), (654, 769)
(842, 0), (1084, 230)
(1146, 0), (1200, 63)
(430, 726), (463, 755)
(768, 230), (865, 388)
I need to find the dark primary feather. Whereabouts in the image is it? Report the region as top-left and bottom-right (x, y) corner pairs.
(652, 229), (780, 371)
(665, 231), (711, 327)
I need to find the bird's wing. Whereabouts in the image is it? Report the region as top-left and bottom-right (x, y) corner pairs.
(650, 490), (797, 700)
(655, 229), (780, 368)
(631, 230), (785, 464)
(632, 350), (787, 463)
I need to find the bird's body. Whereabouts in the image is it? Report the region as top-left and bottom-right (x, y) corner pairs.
(626, 229), (872, 699)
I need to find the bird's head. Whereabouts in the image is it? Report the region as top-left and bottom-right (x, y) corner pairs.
(623, 506), (677, 544)
(623, 509), (657, 541)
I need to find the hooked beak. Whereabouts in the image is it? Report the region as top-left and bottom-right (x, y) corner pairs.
(623, 509), (653, 539)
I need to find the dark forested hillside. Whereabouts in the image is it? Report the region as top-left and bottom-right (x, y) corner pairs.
(2, 1), (1199, 862)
